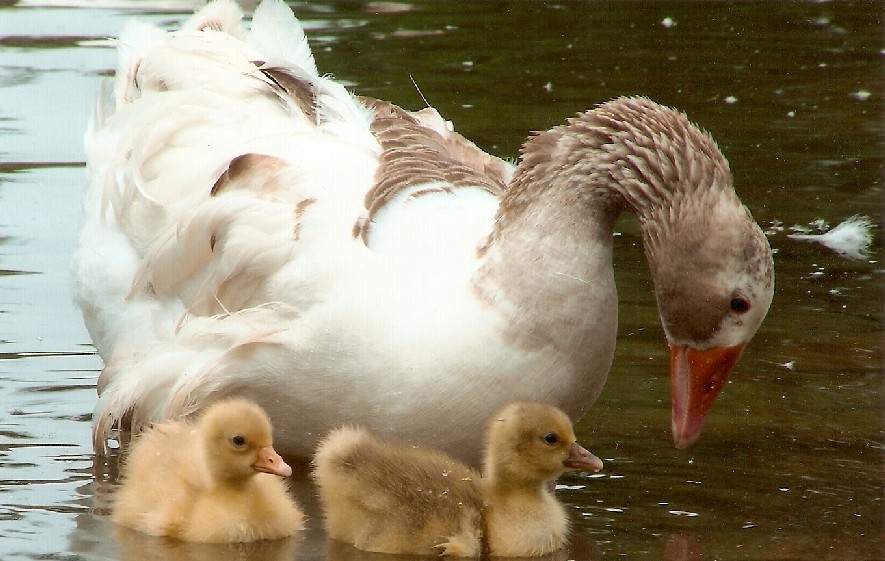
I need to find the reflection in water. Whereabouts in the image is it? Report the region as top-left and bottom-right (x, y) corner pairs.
(113, 527), (301, 561)
(323, 533), (588, 561)
(663, 533), (702, 561)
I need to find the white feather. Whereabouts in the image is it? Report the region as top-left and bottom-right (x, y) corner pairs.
(248, 0), (317, 75)
(788, 215), (875, 260)
(183, 0), (244, 34)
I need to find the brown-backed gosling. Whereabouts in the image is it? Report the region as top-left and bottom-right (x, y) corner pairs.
(312, 401), (602, 556)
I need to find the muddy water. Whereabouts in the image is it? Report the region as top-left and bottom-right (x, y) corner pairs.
(1, 2), (881, 560)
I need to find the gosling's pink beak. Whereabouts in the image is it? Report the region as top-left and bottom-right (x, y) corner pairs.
(252, 446), (292, 477)
(563, 442), (604, 472)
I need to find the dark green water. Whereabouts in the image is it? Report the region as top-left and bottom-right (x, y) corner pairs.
(0, 2), (881, 560)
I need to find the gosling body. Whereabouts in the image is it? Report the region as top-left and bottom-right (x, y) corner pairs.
(312, 402), (602, 556)
(112, 399), (303, 542)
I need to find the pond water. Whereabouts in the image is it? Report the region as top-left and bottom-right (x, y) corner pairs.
(0, 1), (882, 560)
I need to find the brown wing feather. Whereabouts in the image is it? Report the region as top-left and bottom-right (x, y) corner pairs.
(356, 97), (510, 243)
(256, 64), (318, 123)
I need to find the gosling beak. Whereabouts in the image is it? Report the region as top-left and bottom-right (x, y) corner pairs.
(563, 442), (604, 473)
(252, 446), (292, 477)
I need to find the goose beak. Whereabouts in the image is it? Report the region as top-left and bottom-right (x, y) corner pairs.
(563, 442), (604, 472)
(252, 446), (293, 477)
(670, 343), (745, 449)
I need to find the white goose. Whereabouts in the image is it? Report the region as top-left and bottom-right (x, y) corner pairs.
(76, 0), (774, 460)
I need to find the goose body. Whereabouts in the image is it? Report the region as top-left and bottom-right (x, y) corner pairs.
(76, 0), (774, 460)
(112, 399), (303, 542)
(312, 402), (603, 556)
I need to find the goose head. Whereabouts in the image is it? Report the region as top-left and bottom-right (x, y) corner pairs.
(593, 97), (775, 448)
(199, 399), (293, 481)
(646, 194), (773, 449)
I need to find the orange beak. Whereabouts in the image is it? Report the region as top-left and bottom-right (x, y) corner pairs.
(252, 446), (292, 477)
(670, 343), (745, 449)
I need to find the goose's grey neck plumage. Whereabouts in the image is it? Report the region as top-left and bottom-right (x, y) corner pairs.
(476, 97), (730, 344)
(476, 97), (773, 447)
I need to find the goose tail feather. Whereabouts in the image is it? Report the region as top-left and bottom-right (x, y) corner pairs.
(92, 306), (291, 454)
(249, 0), (317, 76)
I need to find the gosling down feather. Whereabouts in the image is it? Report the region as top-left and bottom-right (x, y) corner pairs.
(312, 402), (603, 556)
(111, 399), (304, 542)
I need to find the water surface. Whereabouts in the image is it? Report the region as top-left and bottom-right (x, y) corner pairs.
(1, 2), (882, 560)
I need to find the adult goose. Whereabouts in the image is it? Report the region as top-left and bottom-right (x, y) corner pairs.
(76, 0), (774, 460)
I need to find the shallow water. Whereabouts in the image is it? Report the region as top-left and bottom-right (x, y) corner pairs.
(1, 1), (882, 560)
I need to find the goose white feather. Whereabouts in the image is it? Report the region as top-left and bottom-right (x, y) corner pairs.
(75, 0), (774, 460)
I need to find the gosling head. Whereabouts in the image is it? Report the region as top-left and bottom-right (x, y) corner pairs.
(199, 398), (292, 481)
(484, 402), (602, 489)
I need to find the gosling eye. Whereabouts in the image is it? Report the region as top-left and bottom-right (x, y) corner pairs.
(730, 294), (751, 314)
(542, 432), (559, 446)
(231, 435), (246, 447)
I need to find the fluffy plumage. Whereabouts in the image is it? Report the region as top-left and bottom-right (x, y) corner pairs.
(312, 402), (603, 556)
(112, 398), (303, 542)
(76, 0), (774, 461)
(788, 215), (874, 260)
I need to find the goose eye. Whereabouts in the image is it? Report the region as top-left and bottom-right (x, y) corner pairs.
(730, 295), (751, 314)
(231, 435), (246, 447)
(542, 433), (559, 445)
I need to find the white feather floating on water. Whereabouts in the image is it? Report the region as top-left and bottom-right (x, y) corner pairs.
(788, 215), (875, 260)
